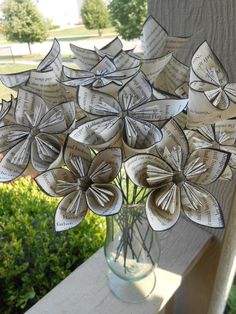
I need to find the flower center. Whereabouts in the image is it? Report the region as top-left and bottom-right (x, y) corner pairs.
(30, 127), (40, 137)
(77, 176), (92, 191)
(120, 110), (129, 119)
(173, 171), (186, 185)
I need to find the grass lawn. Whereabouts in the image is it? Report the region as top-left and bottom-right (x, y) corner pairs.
(0, 63), (35, 100)
(0, 25), (117, 44)
(48, 25), (116, 39)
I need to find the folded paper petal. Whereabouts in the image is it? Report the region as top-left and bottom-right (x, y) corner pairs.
(78, 86), (121, 116)
(191, 41), (228, 86)
(0, 140), (31, 182)
(63, 136), (92, 177)
(35, 168), (77, 197)
(0, 124), (30, 153)
(55, 190), (88, 231)
(181, 182), (224, 228)
(15, 89), (48, 127)
(215, 120), (236, 145)
(185, 149), (230, 184)
(124, 116), (162, 149)
(125, 154), (173, 188)
(38, 101), (75, 133)
(146, 184), (181, 231)
(0, 70), (30, 89)
(69, 116), (123, 150)
(114, 51), (140, 70)
(141, 53), (172, 82)
(96, 37), (123, 58)
(155, 119), (189, 170)
(118, 72), (152, 106)
(86, 183), (122, 216)
(131, 98), (188, 121)
(31, 133), (62, 172)
(88, 148), (122, 183)
(70, 44), (99, 70)
(37, 39), (62, 79)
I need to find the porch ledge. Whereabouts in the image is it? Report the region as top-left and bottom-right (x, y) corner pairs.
(26, 217), (212, 314)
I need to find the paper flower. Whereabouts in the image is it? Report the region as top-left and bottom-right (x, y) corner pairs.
(185, 120), (236, 179)
(0, 89), (76, 182)
(70, 36), (130, 70)
(125, 119), (229, 231)
(62, 56), (140, 89)
(69, 73), (188, 151)
(35, 138), (123, 231)
(0, 39), (75, 106)
(190, 41), (236, 110)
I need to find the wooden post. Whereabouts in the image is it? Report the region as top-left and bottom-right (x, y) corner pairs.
(208, 191), (236, 314)
(147, 1), (236, 312)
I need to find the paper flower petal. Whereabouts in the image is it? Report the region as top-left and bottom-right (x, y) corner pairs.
(118, 72), (152, 107)
(146, 185), (181, 231)
(63, 136), (92, 177)
(154, 119), (189, 170)
(37, 39), (62, 79)
(141, 53), (172, 82)
(78, 86), (121, 116)
(38, 101), (75, 133)
(185, 148), (230, 184)
(31, 133), (62, 172)
(15, 89), (48, 127)
(155, 57), (190, 96)
(131, 98), (188, 121)
(96, 36), (123, 58)
(0, 140), (31, 182)
(55, 190), (88, 231)
(69, 116), (123, 150)
(70, 44), (99, 70)
(88, 148), (122, 183)
(0, 70), (31, 89)
(86, 183), (122, 216)
(181, 182), (224, 228)
(225, 83), (236, 103)
(191, 41), (228, 86)
(124, 117), (162, 149)
(125, 154), (173, 188)
(114, 51), (140, 70)
(215, 120), (236, 145)
(185, 129), (213, 152)
(35, 168), (77, 197)
(0, 125), (30, 153)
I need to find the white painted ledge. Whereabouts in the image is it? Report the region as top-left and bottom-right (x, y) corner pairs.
(26, 217), (212, 314)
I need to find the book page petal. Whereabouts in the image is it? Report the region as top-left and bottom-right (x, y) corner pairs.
(146, 185), (181, 231)
(86, 183), (122, 216)
(55, 190), (88, 231)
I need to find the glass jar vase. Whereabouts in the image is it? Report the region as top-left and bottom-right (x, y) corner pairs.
(104, 204), (160, 303)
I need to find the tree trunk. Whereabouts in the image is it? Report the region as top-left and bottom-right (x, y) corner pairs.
(98, 29), (102, 37)
(27, 42), (32, 54)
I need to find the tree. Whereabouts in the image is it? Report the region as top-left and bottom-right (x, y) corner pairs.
(108, 0), (147, 40)
(81, 0), (110, 37)
(1, 0), (48, 54)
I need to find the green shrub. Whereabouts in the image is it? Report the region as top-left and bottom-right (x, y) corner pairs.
(228, 284), (236, 314)
(0, 177), (105, 314)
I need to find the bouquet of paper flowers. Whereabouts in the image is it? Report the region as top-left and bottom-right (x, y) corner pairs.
(0, 15), (236, 236)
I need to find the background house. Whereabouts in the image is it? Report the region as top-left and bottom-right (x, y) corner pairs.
(35, 0), (84, 27)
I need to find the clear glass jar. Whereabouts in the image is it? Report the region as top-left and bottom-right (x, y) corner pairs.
(104, 204), (160, 303)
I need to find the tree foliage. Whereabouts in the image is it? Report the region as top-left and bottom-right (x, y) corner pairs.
(1, 0), (48, 52)
(108, 0), (147, 40)
(81, 0), (110, 36)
